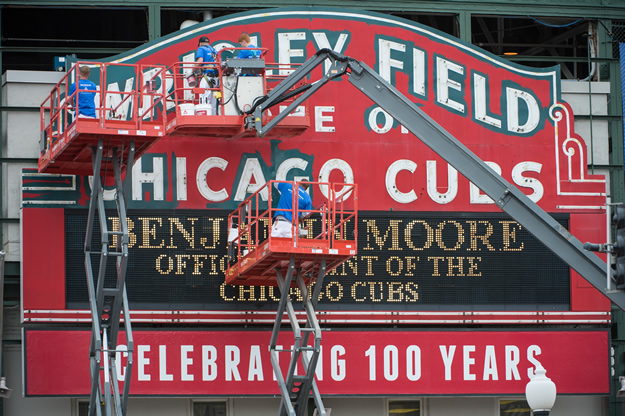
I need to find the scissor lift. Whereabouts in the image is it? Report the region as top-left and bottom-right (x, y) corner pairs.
(226, 180), (358, 416)
(39, 61), (168, 416)
(164, 48), (311, 139)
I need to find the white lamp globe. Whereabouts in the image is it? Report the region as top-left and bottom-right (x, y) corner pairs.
(525, 366), (557, 415)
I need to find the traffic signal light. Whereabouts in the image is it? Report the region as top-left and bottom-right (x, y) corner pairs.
(613, 205), (625, 289)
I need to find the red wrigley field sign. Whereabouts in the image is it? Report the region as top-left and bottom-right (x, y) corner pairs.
(22, 8), (609, 317)
(24, 9), (604, 212)
(24, 329), (609, 396)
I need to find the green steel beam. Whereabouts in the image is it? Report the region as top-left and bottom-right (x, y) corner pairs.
(0, 46), (136, 54)
(606, 17), (624, 415)
(507, 56), (617, 63)
(1, 1), (625, 19)
(579, 164), (625, 169)
(458, 11), (471, 43)
(148, 4), (161, 40)
(603, 20), (625, 204)
(0, 106), (46, 112)
(575, 115), (623, 121)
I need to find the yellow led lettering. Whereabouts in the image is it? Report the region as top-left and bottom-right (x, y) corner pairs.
(289, 287), (304, 302)
(467, 257), (482, 276)
(435, 220), (465, 251)
(167, 217), (198, 249)
(238, 285), (256, 301)
(500, 221), (524, 251)
(405, 256), (419, 276)
(175, 254), (192, 274)
(334, 225), (346, 241)
(368, 282), (383, 302)
(405, 282), (419, 301)
(329, 257), (358, 276)
(301, 218), (315, 239)
(191, 254), (208, 275)
(307, 281), (321, 301)
(351, 281), (367, 301)
(447, 256), (465, 276)
(360, 256), (378, 276)
(200, 218), (223, 249)
(325, 282), (344, 301)
(206, 254), (221, 275)
(218, 255), (228, 274)
(386, 256), (403, 276)
(260, 218), (270, 240)
(257, 286), (268, 302)
(109, 216), (137, 248)
(428, 256), (445, 276)
(388, 282), (403, 302)
(405, 220), (434, 251)
(326, 217), (347, 241)
(88, 212), (550, 307)
(155, 254), (173, 274)
(128, 218), (136, 248)
(343, 257), (358, 275)
(128, 219), (137, 248)
(468, 220), (496, 251)
(219, 282), (236, 301)
(268, 286), (281, 302)
(137, 217), (164, 248)
(108, 216), (121, 247)
(363, 219), (403, 250)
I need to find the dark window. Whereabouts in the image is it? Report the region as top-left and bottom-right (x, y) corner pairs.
(500, 399), (531, 416)
(389, 400), (421, 416)
(193, 401), (227, 416)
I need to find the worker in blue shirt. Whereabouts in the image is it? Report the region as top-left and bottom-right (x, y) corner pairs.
(236, 33), (261, 59)
(68, 66), (97, 118)
(271, 181), (312, 238)
(194, 35), (218, 114)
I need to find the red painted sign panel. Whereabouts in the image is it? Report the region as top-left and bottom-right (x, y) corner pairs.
(24, 329), (609, 396)
(25, 9), (605, 212)
(21, 8), (610, 317)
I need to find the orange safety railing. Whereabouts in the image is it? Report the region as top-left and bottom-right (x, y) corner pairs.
(39, 61), (167, 156)
(166, 60), (222, 116)
(166, 48), (309, 118)
(226, 180), (358, 266)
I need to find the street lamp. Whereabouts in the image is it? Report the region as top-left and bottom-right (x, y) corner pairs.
(525, 365), (556, 416)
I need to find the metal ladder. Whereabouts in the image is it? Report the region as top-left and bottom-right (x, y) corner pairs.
(270, 258), (328, 416)
(84, 139), (134, 416)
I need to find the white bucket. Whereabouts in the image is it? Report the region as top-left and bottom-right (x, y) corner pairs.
(144, 80), (157, 93)
(228, 228), (239, 243)
(195, 104), (213, 116)
(187, 73), (197, 88)
(179, 103), (195, 116)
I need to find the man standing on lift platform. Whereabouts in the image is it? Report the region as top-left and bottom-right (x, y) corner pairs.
(68, 65), (97, 118)
(194, 35), (218, 115)
(271, 182), (312, 238)
(236, 33), (261, 59)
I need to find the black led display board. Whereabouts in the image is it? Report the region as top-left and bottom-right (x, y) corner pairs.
(65, 210), (570, 310)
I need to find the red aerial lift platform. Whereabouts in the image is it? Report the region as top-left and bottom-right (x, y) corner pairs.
(225, 180), (358, 287)
(37, 61), (171, 416)
(39, 62), (167, 176)
(224, 180), (357, 416)
(165, 49), (310, 139)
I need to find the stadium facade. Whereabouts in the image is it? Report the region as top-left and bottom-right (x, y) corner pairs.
(1, 2), (625, 416)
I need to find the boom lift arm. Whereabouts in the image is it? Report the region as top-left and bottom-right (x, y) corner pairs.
(246, 48), (623, 310)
